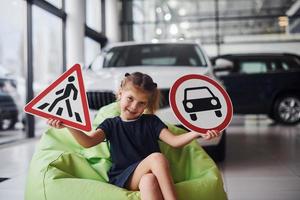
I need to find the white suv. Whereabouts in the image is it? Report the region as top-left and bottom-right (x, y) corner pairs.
(84, 41), (226, 161)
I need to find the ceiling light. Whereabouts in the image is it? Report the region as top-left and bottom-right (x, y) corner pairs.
(156, 28), (162, 35)
(156, 7), (162, 13)
(180, 22), (190, 29)
(164, 13), (172, 21)
(169, 24), (178, 35)
(178, 8), (186, 16)
(151, 38), (159, 43)
(168, 1), (178, 8)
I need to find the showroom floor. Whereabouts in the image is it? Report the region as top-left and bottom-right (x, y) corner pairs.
(0, 115), (299, 200)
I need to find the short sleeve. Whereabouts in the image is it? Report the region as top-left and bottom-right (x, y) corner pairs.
(150, 115), (168, 139)
(96, 118), (112, 140)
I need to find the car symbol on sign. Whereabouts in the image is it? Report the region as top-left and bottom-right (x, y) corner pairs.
(182, 86), (222, 121)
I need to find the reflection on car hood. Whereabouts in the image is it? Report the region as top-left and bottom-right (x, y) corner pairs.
(83, 66), (211, 91)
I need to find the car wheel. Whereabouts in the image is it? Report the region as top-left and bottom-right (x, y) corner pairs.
(215, 110), (222, 117)
(0, 117), (17, 130)
(273, 95), (300, 125)
(190, 113), (197, 121)
(203, 130), (226, 162)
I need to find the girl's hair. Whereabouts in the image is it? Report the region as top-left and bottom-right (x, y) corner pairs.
(118, 72), (160, 114)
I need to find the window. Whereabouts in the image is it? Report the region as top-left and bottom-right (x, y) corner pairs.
(186, 88), (213, 99)
(84, 37), (101, 67)
(103, 44), (207, 68)
(280, 56), (300, 71)
(239, 61), (267, 74)
(33, 5), (63, 91)
(85, 0), (104, 66)
(270, 61), (277, 71)
(32, 5), (63, 134)
(86, 0), (102, 32)
(0, 0), (26, 142)
(45, 0), (62, 8)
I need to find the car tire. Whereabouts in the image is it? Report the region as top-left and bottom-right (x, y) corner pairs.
(273, 95), (300, 125)
(203, 130), (226, 162)
(190, 113), (197, 121)
(215, 110), (222, 117)
(0, 116), (17, 130)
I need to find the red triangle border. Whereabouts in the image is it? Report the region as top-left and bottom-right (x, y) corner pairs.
(24, 64), (92, 132)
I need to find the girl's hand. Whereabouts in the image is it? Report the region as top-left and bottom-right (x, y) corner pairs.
(47, 118), (65, 129)
(199, 130), (222, 140)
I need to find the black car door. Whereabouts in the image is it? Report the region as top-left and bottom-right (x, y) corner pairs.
(218, 57), (272, 114)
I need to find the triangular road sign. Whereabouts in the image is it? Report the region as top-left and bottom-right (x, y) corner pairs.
(24, 64), (92, 131)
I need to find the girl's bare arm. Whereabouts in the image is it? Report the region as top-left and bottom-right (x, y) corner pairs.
(47, 119), (106, 148)
(159, 128), (221, 148)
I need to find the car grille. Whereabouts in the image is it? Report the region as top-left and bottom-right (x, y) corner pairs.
(86, 89), (170, 110)
(159, 89), (170, 109)
(86, 91), (116, 110)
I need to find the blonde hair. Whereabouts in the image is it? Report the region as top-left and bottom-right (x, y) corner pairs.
(117, 72), (160, 114)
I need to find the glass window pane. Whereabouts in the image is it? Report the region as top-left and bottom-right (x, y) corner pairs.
(129, 0), (295, 44)
(0, 0), (26, 143)
(86, 0), (101, 32)
(103, 44), (207, 67)
(45, 0), (62, 8)
(131, 0), (216, 42)
(33, 5), (63, 134)
(84, 37), (101, 67)
(240, 61), (267, 74)
(282, 62), (289, 70)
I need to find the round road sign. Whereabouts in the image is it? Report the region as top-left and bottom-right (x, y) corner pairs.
(169, 74), (233, 133)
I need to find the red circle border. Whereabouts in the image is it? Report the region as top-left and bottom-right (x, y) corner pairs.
(169, 74), (233, 133)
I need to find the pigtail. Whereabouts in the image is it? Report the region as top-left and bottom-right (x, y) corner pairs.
(146, 88), (160, 114)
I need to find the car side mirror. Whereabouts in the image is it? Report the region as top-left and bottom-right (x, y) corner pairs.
(213, 58), (234, 76)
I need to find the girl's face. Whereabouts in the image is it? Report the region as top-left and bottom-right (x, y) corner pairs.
(119, 84), (149, 120)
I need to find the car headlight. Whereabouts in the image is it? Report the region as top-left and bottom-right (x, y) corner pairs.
(211, 99), (217, 106)
(186, 102), (193, 108)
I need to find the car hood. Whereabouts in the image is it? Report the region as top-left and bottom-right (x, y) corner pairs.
(83, 66), (212, 91)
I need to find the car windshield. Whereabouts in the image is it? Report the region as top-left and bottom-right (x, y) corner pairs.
(102, 44), (207, 68)
(186, 88), (213, 99)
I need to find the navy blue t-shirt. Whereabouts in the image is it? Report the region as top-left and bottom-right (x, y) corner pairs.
(97, 114), (167, 188)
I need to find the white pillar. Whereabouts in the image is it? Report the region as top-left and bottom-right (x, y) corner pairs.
(65, 0), (85, 68)
(106, 0), (121, 43)
(86, 0), (101, 32)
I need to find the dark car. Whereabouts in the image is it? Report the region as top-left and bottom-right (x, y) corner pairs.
(0, 90), (18, 130)
(183, 86), (222, 120)
(211, 53), (300, 125)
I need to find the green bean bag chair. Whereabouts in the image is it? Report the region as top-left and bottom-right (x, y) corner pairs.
(25, 102), (227, 200)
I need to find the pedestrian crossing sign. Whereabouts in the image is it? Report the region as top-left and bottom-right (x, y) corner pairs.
(24, 64), (92, 131)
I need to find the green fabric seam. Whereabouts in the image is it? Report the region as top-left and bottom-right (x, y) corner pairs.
(43, 152), (65, 200)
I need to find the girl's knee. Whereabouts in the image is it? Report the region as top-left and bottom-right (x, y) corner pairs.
(148, 152), (169, 168)
(139, 173), (159, 190)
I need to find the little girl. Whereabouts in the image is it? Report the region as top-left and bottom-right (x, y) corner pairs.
(47, 72), (221, 200)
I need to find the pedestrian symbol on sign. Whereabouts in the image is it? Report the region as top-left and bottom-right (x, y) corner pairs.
(36, 75), (83, 123)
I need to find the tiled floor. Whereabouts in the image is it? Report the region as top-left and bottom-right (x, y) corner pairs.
(0, 138), (38, 200)
(220, 116), (300, 200)
(0, 115), (299, 200)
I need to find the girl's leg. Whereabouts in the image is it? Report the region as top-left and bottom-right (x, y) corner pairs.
(126, 152), (177, 200)
(138, 173), (163, 200)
